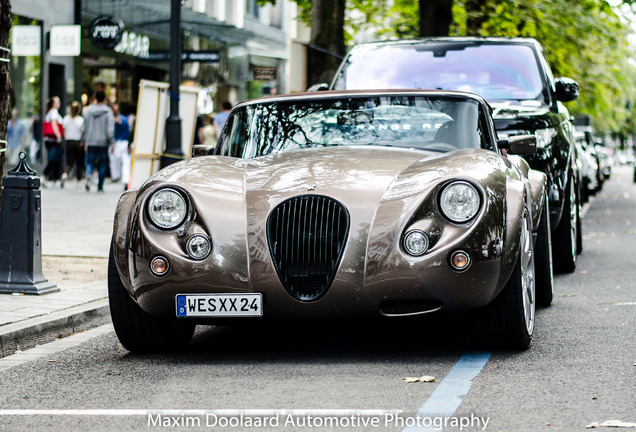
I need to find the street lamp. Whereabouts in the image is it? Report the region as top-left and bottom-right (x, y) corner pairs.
(161, 0), (183, 168)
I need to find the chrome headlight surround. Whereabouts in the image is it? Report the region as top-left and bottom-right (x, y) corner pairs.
(403, 230), (429, 257)
(186, 234), (211, 260)
(439, 181), (481, 223)
(147, 188), (189, 230)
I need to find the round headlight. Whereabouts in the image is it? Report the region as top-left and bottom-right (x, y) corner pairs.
(403, 230), (429, 256)
(148, 188), (188, 229)
(186, 234), (211, 260)
(439, 181), (481, 223)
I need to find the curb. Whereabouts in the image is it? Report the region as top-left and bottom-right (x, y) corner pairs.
(0, 299), (111, 358)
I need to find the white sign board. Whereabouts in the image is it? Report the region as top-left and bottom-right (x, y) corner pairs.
(50, 25), (81, 56)
(129, 80), (199, 189)
(12, 26), (41, 56)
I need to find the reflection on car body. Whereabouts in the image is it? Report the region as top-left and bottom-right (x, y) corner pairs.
(328, 37), (582, 273)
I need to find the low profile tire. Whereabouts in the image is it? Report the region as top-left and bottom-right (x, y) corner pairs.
(576, 192), (583, 255)
(483, 208), (535, 350)
(108, 241), (195, 353)
(553, 177), (577, 273)
(534, 195), (554, 307)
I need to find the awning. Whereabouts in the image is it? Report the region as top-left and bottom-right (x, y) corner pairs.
(82, 0), (254, 46)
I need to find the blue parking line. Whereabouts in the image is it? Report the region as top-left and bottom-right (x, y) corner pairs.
(402, 352), (491, 432)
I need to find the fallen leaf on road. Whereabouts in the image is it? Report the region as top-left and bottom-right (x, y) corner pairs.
(586, 420), (636, 428)
(402, 376), (435, 383)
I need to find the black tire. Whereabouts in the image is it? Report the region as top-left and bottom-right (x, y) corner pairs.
(535, 194), (554, 307)
(553, 176), (577, 273)
(576, 191), (583, 255)
(108, 241), (195, 353)
(482, 208), (535, 350)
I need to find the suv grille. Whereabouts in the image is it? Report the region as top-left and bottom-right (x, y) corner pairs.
(267, 195), (350, 301)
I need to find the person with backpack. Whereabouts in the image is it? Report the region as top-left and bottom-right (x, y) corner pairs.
(81, 90), (114, 193)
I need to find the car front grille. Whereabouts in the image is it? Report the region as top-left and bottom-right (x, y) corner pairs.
(267, 195), (350, 301)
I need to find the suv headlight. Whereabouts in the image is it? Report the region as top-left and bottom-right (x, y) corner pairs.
(534, 128), (557, 149)
(439, 181), (481, 223)
(147, 188), (188, 229)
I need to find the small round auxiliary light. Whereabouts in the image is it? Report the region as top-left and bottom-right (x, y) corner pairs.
(403, 230), (429, 256)
(150, 256), (169, 276)
(450, 251), (471, 271)
(186, 234), (211, 260)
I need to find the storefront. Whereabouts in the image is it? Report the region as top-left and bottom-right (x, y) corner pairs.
(80, 0), (255, 116)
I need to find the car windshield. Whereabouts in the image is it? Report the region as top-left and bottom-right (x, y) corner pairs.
(332, 43), (546, 104)
(216, 95), (493, 158)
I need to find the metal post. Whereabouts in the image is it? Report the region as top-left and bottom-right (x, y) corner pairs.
(161, 0), (183, 168)
(0, 153), (58, 295)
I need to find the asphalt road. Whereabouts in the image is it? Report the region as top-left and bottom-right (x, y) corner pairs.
(0, 166), (634, 432)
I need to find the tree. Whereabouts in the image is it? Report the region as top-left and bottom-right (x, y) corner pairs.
(308, 0), (346, 85)
(419, 0), (454, 36)
(0, 0), (12, 193)
(260, 0), (346, 86)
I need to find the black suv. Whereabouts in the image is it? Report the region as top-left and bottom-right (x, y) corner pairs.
(326, 37), (581, 273)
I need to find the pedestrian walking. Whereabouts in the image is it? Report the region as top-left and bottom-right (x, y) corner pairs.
(7, 108), (27, 166)
(42, 96), (65, 187)
(82, 90), (114, 193)
(62, 101), (85, 184)
(109, 103), (130, 183)
(213, 101), (232, 139)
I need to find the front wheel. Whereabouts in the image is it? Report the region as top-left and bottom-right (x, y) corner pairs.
(483, 208), (535, 350)
(108, 241), (195, 353)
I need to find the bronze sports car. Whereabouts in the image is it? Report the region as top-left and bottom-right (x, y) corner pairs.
(109, 90), (552, 353)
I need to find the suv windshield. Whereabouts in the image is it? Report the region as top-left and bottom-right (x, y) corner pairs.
(217, 95), (493, 159)
(333, 43), (546, 104)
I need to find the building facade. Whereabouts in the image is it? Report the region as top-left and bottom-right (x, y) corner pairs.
(9, 0), (310, 123)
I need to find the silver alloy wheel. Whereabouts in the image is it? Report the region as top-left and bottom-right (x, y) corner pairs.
(520, 210), (536, 335)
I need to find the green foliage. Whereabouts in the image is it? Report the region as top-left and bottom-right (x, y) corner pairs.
(350, 0), (636, 136)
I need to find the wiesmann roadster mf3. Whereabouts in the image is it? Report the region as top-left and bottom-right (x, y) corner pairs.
(108, 90), (552, 352)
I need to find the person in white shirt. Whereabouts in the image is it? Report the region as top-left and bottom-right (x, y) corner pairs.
(62, 101), (85, 183)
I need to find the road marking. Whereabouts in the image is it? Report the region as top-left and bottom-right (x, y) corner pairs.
(0, 408), (402, 416)
(0, 324), (113, 372)
(402, 351), (491, 432)
(601, 302), (636, 306)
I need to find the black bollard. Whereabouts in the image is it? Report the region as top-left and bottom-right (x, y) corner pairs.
(0, 152), (58, 294)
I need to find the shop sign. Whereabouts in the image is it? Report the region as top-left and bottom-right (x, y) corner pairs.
(147, 50), (220, 63)
(89, 16), (123, 50)
(113, 31), (150, 59)
(252, 66), (277, 81)
(12, 26), (41, 56)
(50, 25), (81, 56)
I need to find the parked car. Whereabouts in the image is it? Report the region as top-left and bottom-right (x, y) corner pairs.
(109, 90), (551, 353)
(324, 37), (581, 272)
(574, 131), (600, 202)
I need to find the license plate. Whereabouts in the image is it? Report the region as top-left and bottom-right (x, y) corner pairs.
(176, 293), (263, 317)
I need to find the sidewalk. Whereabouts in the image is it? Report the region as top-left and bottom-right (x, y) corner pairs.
(0, 176), (124, 357)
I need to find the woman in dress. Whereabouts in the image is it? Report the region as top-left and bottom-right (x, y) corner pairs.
(43, 96), (65, 187)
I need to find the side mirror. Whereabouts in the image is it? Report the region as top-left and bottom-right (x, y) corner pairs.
(307, 83), (329, 92)
(555, 77), (579, 102)
(192, 144), (215, 157)
(498, 134), (537, 155)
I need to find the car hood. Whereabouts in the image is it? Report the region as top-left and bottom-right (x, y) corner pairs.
(143, 146), (495, 210)
(490, 101), (562, 131)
